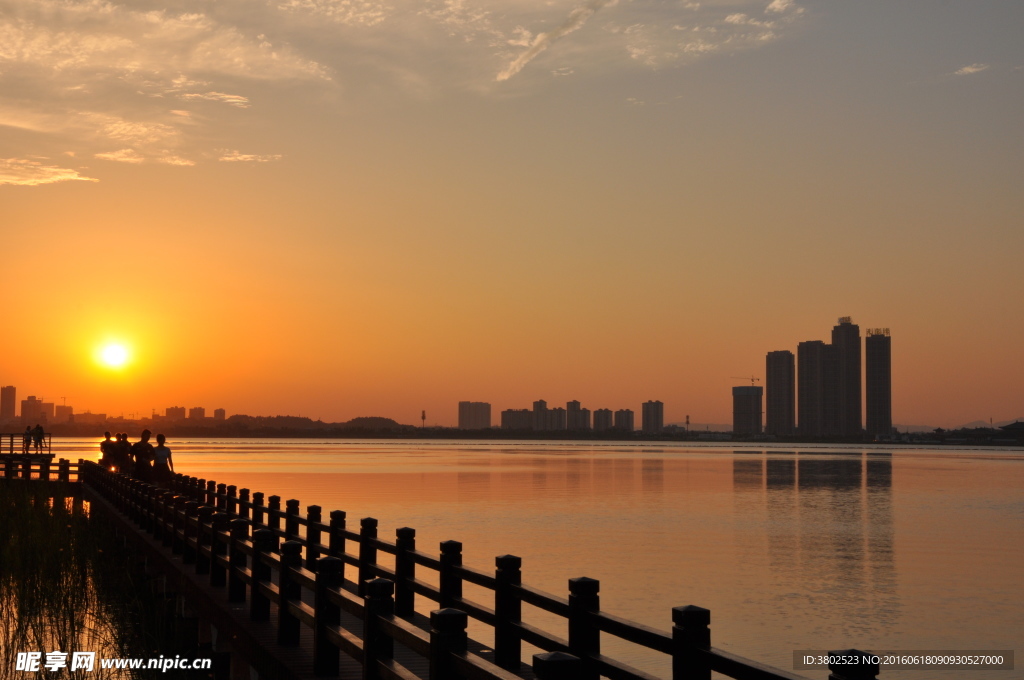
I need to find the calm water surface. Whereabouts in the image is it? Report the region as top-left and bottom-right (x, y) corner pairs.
(58, 438), (1023, 679)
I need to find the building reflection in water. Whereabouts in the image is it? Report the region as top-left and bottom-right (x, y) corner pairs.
(732, 451), (897, 638)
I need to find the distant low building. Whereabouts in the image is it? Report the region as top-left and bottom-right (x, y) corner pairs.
(74, 412), (107, 425)
(213, 408), (227, 421)
(54, 405), (74, 424)
(166, 406), (186, 420)
(188, 407), (206, 420)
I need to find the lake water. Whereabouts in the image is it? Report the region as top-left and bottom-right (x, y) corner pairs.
(56, 438), (1023, 679)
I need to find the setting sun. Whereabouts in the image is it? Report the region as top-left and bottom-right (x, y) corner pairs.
(98, 343), (130, 368)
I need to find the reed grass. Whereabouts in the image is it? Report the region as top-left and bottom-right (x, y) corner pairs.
(0, 483), (199, 679)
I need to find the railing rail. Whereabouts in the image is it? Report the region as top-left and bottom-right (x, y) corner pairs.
(0, 432), (53, 456)
(75, 463), (876, 680)
(0, 456), (78, 481)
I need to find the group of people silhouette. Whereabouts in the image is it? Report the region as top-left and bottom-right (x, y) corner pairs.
(21, 424), (46, 453)
(99, 430), (175, 486)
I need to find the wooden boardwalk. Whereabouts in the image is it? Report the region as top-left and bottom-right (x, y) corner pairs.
(6, 459), (882, 680)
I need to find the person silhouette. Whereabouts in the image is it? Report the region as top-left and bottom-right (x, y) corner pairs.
(131, 430), (154, 482)
(100, 432), (115, 469)
(32, 424), (44, 453)
(152, 434), (174, 487)
(22, 426), (31, 454)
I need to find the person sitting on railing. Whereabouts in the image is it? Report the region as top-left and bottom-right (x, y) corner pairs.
(152, 434), (174, 487)
(31, 424), (44, 453)
(131, 430), (155, 482)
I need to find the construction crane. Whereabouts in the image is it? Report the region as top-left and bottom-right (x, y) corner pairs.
(730, 376), (761, 386)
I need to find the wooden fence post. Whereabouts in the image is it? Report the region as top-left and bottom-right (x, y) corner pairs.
(206, 481), (217, 507)
(216, 483), (227, 510)
(250, 529), (278, 622)
(228, 519), (249, 603)
(439, 540), (463, 609)
(495, 554), (522, 670)
(183, 501), (199, 564)
(358, 518), (378, 596)
(314, 556), (344, 676)
(534, 651), (583, 680)
(828, 649), (880, 680)
(278, 540), (303, 645)
(428, 608), (468, 680)
(362, 578), (395, 680)
(394, 527), (416, 618)
(268, 496), (282, 532)
(568, 577), (600, 680)
(226, 485), (237, 515)
(196, 506), (215, 575)
(238, 488), (250, 520)
(306, 505), (322, 570)
(252, 492), (265, 528)
(672, 605), (711, 680)
(285, 499), (300, 539)
(210, 513), (230, 588)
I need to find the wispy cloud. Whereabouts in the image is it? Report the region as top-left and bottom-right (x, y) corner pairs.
(0, 158), (98, 186)
(180, 92), (251, 108)
(954, 63), (989, 76)
(218, 150), (283, 162)
(497, 0), (617, 82)
(95, 148), (145, 163)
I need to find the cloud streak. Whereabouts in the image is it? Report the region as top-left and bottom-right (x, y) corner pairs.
(955, 63), (989, 76)
(497, 0), (618, 82)
(0, 158), (98, 186)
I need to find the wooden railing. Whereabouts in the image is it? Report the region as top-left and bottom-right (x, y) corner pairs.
(79, 462), (880, 680)
(0, 432), (53, 456)
(1, 457), (78, 481)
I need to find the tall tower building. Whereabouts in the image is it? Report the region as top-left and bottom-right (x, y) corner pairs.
(732, 386), (763, 436)
(614, 409), (634, 431)
(0, 386), (15, 421)
(641, 401), (664, 434)
(593, 409), (613, 432)
(798, 341), (839, 437)
(458, 401), (491, 430)
(532, 400), (548, 431)
(566, 401), (591, 431)
(865, 329), (892, 438)
(832, 317), (862, 436)
(765, 351), (795, 436)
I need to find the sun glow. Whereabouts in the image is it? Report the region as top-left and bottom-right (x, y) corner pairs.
(98, 343), (130, 368)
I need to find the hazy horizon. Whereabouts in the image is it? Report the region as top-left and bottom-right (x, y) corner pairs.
(2, 0), (1021, 428)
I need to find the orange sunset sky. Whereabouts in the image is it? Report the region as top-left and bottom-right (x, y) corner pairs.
(1, 0), (1022, 428)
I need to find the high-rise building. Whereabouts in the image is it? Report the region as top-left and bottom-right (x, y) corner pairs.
(566, 401), (591, 431)
(732, 386), (763, 435)
(797, 341), (839, 437)
(614, 409), (634, 431)
(832, 317), (862, 436)
(0, 386), (15, 421)
(593, 409), (613, 432)
(865, 329), (892, 438)
(213, 408), (227, 421)
(166, 406), (186, 420)
(641, 401), (664, 434)
(501, 409), (533, 430)
(21, 396), (41, 424)
(54, 405), (74, 424)
(458, 401), (491, 430)
(532, 400), (548, 431)
(765, 351), (795, 436)
(188, 407), (206, 420)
